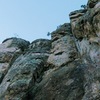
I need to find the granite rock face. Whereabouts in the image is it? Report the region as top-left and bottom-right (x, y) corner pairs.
(0, 39), (51, 100)
(47, 23), (78, 67)
(0, 0), (100, 100)
(0, 38), (30, 85)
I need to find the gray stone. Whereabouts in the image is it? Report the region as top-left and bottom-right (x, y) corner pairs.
(0, 0), (100, 100)
(0, 39), (51, 100)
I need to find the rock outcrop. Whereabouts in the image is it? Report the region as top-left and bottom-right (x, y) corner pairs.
(0, 0), (100, 100)
(0, 38), (29, 84)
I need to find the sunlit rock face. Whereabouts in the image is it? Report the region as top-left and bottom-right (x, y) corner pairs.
(69, 9), (87, 35)
(70, 0), (100, 64)
(0, 0), (100, 100)
(47, 23), (78, 67)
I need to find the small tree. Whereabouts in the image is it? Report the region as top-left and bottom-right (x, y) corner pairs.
(81, 5), (87, 9)
(47, 32), (51, 36)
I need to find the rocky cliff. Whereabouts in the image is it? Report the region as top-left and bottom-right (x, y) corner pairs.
(0, 0), (100, 100)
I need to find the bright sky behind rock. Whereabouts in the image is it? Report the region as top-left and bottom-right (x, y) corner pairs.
(0, 0), (88, 43)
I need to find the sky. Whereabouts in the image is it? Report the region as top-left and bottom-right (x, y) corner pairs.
(0, 0), (88, 43)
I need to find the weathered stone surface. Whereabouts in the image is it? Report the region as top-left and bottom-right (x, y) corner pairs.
(0, 38), (30, 85)
(32, 0), (100, 99)
(70, 1), (100, 40)
(31, 60), (85, 100)
(0, 39), (51, 100)
(69, 9), (87, 35)
(87, 0), (100, 8)
(69, 0), (100, 99)
(2, 37), (30, 52)
(29, 39), (51, 53)
(70, 0), (100, 63)
(47, 23), (78, 67)
(0, 0), (100, 100)
(51, 23), (71, 42)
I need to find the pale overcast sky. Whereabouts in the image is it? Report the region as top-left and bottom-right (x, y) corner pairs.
(0, 0), (88, 43)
